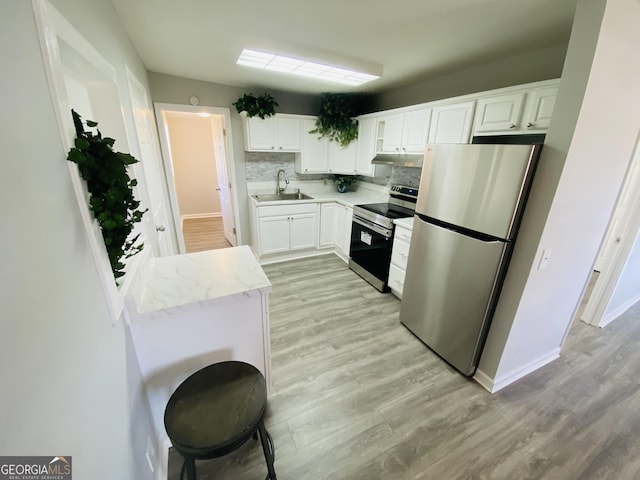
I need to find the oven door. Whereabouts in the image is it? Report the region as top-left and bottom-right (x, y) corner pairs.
(348, 215), (393, 291)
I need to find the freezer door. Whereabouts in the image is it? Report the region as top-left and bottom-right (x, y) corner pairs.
(417, 144), (540, 240)
(400, 216), (508, 375)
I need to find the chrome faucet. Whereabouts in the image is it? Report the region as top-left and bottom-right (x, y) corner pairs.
(276, 168), (289, 194)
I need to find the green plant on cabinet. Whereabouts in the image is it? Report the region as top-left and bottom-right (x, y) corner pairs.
(67, 110), (147, 282)
(311, 93), (361, 147)
(233, 92), (279, 119)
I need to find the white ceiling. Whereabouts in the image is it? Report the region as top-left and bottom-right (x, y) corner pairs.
(110, 0), (578, 95)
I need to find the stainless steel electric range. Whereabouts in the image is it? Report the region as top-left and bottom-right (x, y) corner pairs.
(348, 185), (418, 292)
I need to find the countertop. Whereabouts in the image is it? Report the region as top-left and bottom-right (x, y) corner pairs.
(394, 217), (415, 230)
(128, 246), (272, 314)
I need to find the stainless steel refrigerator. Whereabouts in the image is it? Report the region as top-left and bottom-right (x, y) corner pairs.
(399, 143), (542, 376)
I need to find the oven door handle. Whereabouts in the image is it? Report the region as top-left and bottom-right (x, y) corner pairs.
(352, 215), (392, 238)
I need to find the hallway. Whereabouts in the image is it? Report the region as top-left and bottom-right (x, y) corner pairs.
(182, 217), (232, 253)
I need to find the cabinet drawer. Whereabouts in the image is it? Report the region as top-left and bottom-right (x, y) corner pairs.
(391, 237), (411, 270)
(394, 225), (412, 244)
(258, 203), (317, 217)
(388, 263), (406, 297)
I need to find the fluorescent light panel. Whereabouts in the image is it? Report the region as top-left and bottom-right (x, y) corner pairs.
(237, 49), (380, 86)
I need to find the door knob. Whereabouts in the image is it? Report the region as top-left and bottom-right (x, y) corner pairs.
(216, 188), (221, 191)
(156, 225), (166, 232)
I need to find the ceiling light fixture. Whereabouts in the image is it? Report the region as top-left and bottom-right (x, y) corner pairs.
(236, 49), (380, 87)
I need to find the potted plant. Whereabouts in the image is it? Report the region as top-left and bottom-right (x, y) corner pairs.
(233, 92), (278, 119)
(67, 110), (147, 282)
(310, 93), (361, 147)
(333, 175), (356, 193)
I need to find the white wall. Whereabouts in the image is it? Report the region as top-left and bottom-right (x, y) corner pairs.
(0, 1), (155, 479)
(477, 0), (640, 390)
(165, 112), (221, 217)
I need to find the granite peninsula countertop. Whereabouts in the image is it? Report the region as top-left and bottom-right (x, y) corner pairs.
(128, 246), (271, 314)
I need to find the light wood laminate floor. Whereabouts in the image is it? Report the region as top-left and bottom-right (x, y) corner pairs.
(167, 255), (640, 480)
(182, 216), (231, 253)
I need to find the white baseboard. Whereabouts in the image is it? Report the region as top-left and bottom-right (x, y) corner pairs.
(472, 368), (495, 392)
(599, 294), (640, 328)
(474, 347), (560, 393)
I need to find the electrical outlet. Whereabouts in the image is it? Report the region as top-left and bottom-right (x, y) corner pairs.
(145, 436), (156, 473)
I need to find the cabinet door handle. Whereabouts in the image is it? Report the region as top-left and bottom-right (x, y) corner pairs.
(509, 123), (516, 129)
(526, 122), (534, 128)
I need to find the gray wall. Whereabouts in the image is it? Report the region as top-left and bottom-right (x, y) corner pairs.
(373, 44), (568, 111)
(1, 1), (155, 479)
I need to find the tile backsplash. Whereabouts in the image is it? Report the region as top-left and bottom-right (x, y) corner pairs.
(244, 152), (422, 188)
(244, 152), (325, 182)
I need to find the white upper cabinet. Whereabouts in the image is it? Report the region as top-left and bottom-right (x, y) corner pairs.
(378, 113), (404, 152)
(244, 114), (303, 152)
(295, 119), (329, 173)
(402, 109), (432, 151)
(473, 81), (559, 135)
(428, 100), (476, 144)
(355, 116), (392, 177)
(327, 139), (357, 174)
(295, 117), (357, 175)
(377, 108), (431, 153)
(474, 92), (525, 133)
(521, 86), (558, 131)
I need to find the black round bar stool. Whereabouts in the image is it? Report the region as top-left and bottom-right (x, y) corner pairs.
(164, 361), (276, 480)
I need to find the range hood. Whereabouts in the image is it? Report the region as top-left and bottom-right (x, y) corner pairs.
(371, 153), (424, 168)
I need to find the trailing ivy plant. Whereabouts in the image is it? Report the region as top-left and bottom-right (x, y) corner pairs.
(310, 92), (361, 147)
(233, 92), (279, 119)
(67, 110), (147, 282)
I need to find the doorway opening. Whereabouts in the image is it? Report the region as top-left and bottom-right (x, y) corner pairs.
(155, 104), (240, 253)
(579, 132), (640, 328)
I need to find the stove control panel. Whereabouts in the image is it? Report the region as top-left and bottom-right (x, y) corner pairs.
(390, 185), (419, 202)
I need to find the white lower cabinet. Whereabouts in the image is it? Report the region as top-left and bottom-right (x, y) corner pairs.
(318, 202), (353, 261)
(255, 203), (318, 256)
(319, 203), (337, 247)
(389, 223), (413, 298)
(335, 203), (353, 258)
(252, 200), (353, 262)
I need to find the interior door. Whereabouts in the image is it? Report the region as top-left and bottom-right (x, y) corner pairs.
(594, 147), (640, 271)
(211, 115), (237, 246)
(126, 69), (176, 256)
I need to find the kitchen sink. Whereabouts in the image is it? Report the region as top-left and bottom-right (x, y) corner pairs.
(252, 192), (314, 202)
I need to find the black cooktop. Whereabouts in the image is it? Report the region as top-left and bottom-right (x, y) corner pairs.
(357, 202), (415, 219)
